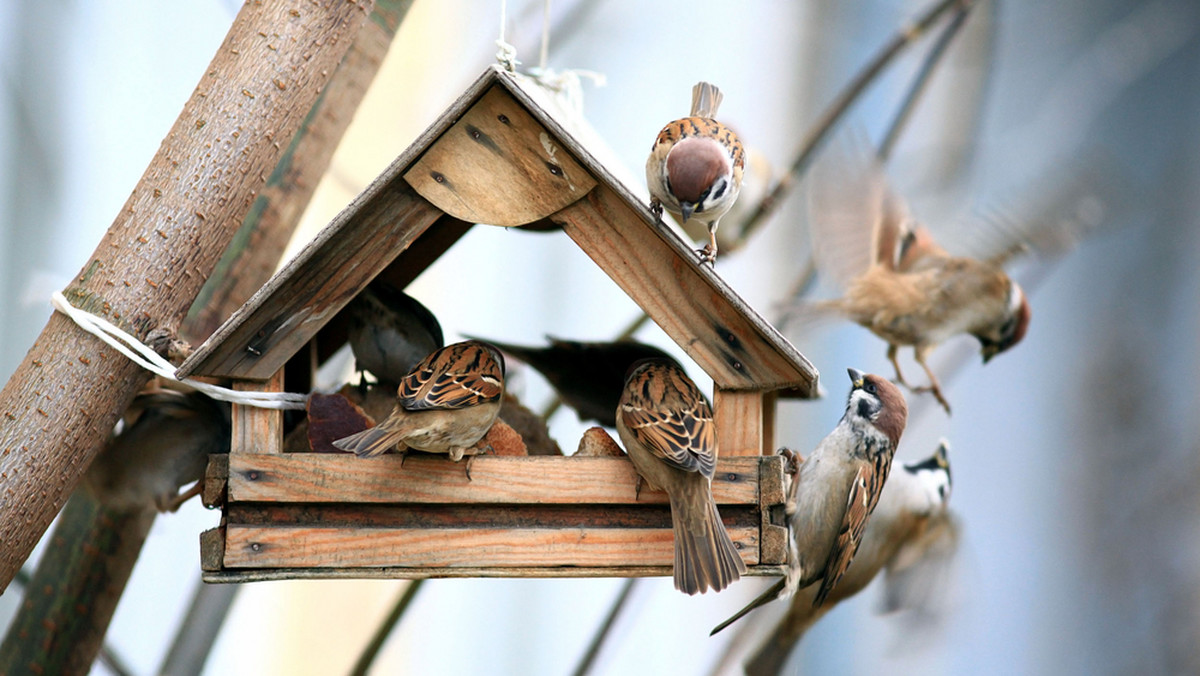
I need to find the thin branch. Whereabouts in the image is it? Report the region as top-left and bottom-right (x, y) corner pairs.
(349, 579), (425, 676)
(734, 0), (970, 244)
(571, 579), (638, 676)
(879, 2), (974, 161)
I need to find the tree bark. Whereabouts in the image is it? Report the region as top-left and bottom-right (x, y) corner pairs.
(0, 0), (376, 592)
(0, 493), (154, 676)
(187, 0), (416, 343)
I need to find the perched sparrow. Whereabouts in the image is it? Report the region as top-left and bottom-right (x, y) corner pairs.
(616, 358), (746, 594)
(733, 442), (957, 676)
(710, 368), (907, 631)
(332, 340), (505, 460)
(345, 281), (444, 385)
(84, 389), (231, 513)
(802, 141), (1031, 413)
(646, 81), (745, 265)
(472, 335), (675, 427)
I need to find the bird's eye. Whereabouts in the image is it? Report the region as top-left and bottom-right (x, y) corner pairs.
(864, 381), (878, 395)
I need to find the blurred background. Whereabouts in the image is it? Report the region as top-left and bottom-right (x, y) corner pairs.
(1, 0), (1198, 674)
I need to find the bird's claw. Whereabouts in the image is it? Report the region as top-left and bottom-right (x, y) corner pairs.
(649, 198), (664, 220)
(696, 244), (717, 266)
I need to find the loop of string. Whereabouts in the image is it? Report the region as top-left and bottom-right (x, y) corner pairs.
(51, 291), (308, 410)
(496, 0), (519, 71)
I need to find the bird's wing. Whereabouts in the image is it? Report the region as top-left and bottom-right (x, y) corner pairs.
(399, 342), (504, 411)
(812, 452), (893, 606)
(618, 363), (716, 478)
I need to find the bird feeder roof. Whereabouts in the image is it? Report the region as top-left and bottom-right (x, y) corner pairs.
(177, 66), (818, 397)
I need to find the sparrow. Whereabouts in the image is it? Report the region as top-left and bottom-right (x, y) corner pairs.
(710, 368), (907, 632)
(801, 141), (1031, 413)
(734, 442), (957, 676)
(646, 81), (745, 265)
(344, 281), (444, 385)
(615, 358), (746, 594)
(84, 389), (231, 513)
(470, 335), (676, 427)
(332, 340), (505, 460)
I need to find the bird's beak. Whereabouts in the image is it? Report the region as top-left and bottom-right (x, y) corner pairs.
(847, 367), (865, 389)
(980, 345), (998, 364)
(935, 438), (951, 468)
(680, 202), (695, 223)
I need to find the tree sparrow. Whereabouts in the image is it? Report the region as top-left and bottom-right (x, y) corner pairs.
(646, 81), (745, 265)
(332, 340), (505, 460)
(616, 358), (746, 594)
(84, 389), (231, 512)
(345, 281), (443, 386)
(473, 335), (675, 427)
(734, 442), (957, 676)
(711, 368), (907, 632)
(802, 141), (1031, 413)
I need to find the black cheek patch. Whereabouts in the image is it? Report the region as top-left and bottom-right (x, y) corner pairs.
(857, 398), (873, 419)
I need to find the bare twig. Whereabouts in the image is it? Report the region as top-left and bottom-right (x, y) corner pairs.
(350, 580), (425, 676)
(158, 581), (241, 676)
(735, 0), (972, 244)
(571, 579), (639, 676)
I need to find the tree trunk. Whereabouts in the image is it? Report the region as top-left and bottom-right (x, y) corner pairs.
(0, 0), (376, 592)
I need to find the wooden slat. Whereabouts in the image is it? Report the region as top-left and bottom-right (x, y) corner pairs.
(232, 370), (284, 454)
(203, 454), (230, 509)
(713, 388), (764, 457)
(758, 454), (789, 565)
(200, 527), (224, 573)
(202, 564), (788, 583)
(404, 86), (596, 226)
(225, 503), (759, 530)
(177, 183), (444, 380)
(555, 184), (817, 393)
(223, 525), (759, 569)
(226, 455), (763, 505)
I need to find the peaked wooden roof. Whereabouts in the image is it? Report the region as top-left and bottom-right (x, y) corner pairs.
(178, 66), (819, 397)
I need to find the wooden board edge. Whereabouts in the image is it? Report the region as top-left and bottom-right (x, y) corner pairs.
(202, 564), (788, 583)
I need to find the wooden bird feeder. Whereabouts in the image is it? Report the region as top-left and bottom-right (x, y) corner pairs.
(185, 66), (820, 583)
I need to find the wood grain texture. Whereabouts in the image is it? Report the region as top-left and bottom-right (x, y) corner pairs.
(177, 184), (443, 380)
(200, 527), (225, 573)
(714, 388), (765, 457)
(203, 453), (230, 509)
(759, 454), (789, 565)
(226, 455), (763, 505)
(232, 370), (284, 454)
(556, 184), (817, 393)
(202, 564), (788, 583)
(223, 525), (759, 569)
(0, 0), (376, 589)
(404, 86), (596, 226)
(178, 68), (507, 380)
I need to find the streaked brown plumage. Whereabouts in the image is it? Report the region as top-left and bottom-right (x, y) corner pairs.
(470, 335), (675, 427)
(332, 340), (505, 460)
(616, 358), (746, 594)
(711, 368), (907, 632)
(646, 81), (745, 265)
(344, 281), (443, 385)
(804, 141), (1031, 413)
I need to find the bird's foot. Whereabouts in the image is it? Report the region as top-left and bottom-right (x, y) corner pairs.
(649, 198), (664, 220)
(911, 384), (952, 415)
(696, 244), (717, 266)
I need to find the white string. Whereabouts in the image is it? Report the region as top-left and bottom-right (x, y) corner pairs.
(51, 291), (308, 410)
(496, 0), (519, 71)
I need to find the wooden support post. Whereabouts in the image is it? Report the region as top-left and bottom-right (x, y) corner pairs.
(232, 369), (284, 454)
(713, 388), (765, 457)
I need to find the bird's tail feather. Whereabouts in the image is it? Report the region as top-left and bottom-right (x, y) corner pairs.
(332, 421), (408, 458)
(710, 578), (788, 635)
(691, 82), (724, 118)
(671, 484), (746, 595)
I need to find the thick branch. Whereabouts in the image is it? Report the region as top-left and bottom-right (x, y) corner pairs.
(0, 0), (376, 591)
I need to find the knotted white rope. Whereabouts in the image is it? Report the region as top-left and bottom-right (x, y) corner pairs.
(51, 291), (308, 410)
(495, 0), (519, 71)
